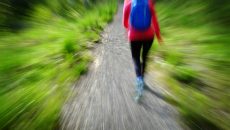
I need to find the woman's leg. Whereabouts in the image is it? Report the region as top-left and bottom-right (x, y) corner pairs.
(142, 39), (153, 77)
(130, 41), (144, 101)
(130, 41), (142, 78)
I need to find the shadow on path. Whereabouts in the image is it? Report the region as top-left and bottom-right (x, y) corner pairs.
(144, 84), (166, 100)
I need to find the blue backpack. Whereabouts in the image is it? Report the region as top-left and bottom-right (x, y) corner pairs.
(130, 0), (151, 31)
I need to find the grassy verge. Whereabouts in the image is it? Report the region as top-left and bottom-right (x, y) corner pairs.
(0, 1), (117, 130)
(150, 1), (229, 130)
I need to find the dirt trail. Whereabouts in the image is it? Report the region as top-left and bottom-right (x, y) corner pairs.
(61, 5), (183, 130)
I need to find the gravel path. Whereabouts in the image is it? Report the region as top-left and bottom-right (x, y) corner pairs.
(61, 5), (184, 130)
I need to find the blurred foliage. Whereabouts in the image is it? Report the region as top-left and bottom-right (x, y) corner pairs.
(0, 0), (113, 30)
(151, 0), (229, 129)
(0, 0), (117, 129)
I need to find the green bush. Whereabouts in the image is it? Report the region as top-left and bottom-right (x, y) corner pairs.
(172, 66), (197, 83)
(0, 1), (117, 129)
(152, 0), (230, 129)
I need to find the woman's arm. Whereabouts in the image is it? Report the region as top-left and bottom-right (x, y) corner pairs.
(150, 2), (163, 43)
(123, 1), (131, 29)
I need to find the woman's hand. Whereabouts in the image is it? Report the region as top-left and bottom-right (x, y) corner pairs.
(158, 36), (164, 46)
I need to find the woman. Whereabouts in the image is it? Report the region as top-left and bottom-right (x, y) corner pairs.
(123, 0), (163, 101)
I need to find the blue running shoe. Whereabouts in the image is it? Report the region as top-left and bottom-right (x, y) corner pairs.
(134, 77), (144, 102)
(134, 95), (140, 102)
(138, 77), (144, 95)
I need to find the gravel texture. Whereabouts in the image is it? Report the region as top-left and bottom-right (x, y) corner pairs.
(61, 5), (184, 130)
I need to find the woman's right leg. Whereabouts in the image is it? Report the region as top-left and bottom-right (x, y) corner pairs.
(141, 39), (153, 77)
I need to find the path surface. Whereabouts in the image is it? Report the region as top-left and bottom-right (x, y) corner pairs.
(61, 5), (184, 130)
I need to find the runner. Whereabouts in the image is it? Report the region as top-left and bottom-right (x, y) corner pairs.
(123, 0), (163, 102)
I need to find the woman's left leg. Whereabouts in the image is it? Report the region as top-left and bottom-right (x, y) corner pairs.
(130, 41), (142, 78)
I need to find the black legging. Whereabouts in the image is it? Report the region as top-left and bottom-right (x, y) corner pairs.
(130, 39), (153, 78)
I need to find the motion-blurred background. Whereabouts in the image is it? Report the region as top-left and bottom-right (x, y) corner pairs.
(0, 0), (229, 130)
(150, 1), (229, 129)
(0, 0), (117, 129)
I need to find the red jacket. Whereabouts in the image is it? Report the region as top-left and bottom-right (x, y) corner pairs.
(123, 0), (162, 42)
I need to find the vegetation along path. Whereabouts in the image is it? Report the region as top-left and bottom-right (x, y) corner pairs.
(61, 5), (184, 130)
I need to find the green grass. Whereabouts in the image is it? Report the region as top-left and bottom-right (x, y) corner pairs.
(0, 1), (117, 129)
(151, 1), (230, 130)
